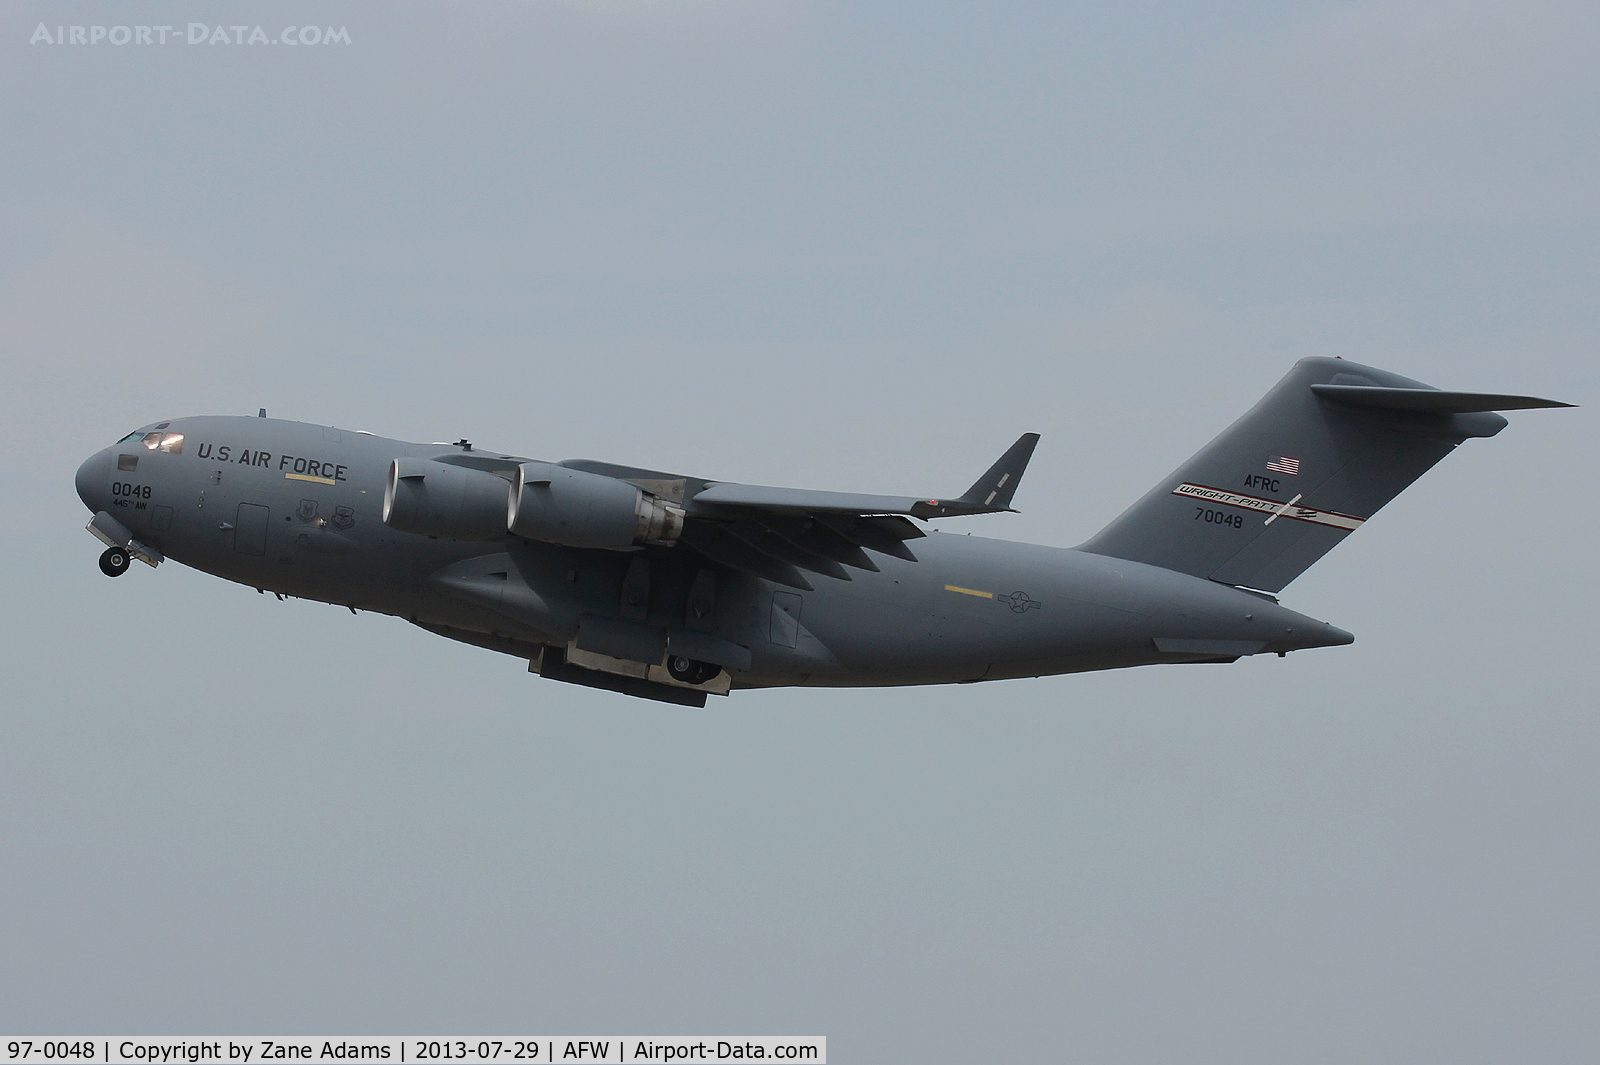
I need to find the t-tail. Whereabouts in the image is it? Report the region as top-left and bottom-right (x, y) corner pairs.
(1078, 357), (1571, 592)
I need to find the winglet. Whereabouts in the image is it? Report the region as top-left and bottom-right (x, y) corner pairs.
(958, 433), (1040, 511)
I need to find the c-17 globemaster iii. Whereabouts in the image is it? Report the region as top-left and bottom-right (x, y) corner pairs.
(75, 358), (1569, 706)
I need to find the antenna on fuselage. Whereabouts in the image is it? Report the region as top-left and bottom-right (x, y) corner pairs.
(258, 408), (267, 418)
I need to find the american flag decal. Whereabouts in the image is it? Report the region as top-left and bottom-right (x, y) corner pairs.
(1266, 455), (1300, 476)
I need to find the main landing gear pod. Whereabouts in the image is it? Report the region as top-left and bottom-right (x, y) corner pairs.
(667, 655), (721, 685)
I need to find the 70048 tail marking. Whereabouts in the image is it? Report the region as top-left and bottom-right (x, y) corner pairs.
(1171, 483), (1365, 531)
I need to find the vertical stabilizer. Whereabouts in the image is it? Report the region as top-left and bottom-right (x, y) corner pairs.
(1077, 358), (1569, 592)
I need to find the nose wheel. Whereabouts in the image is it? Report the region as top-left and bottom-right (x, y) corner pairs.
(99, 546), (131, 577)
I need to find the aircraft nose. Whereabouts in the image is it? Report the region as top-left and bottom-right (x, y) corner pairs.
(76, 451), (106, 512)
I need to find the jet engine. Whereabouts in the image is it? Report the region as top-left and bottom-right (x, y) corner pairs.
(383, 458), (511, 541)
(509, 462), (684, 549)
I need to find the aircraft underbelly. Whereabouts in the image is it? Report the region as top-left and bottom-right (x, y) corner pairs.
(774, 533), (1318, 686)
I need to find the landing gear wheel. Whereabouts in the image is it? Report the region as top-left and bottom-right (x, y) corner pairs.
(99, 546), (131, 577)
(668, 655), (719, 685)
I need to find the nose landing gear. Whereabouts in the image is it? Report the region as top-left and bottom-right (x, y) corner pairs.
(86, 512), (162, 575)
(99, 546), (131, 577)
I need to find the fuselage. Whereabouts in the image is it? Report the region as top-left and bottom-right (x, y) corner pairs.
(75, 416), (1353, 692)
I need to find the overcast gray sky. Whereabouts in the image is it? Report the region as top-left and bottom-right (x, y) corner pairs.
(1, 1), (1595, 1061)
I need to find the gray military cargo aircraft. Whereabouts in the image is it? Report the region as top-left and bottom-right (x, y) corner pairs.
(75, 358), (1569, 707)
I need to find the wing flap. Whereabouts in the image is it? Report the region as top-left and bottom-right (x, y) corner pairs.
(680, 522), (815, 590)
(722, 520), (854, 581)
(749, 514), (881, 572)
(815, 514), (923, 562)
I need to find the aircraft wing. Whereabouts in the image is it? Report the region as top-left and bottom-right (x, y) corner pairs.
(437, 434), (1039, 590)
(662, 433), (1041, 590)
(693, 483), (992, 518)
(692, 431), (1039, 518)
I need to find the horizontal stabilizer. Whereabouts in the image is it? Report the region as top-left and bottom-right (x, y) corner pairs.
(1311, 384), (1574, 414)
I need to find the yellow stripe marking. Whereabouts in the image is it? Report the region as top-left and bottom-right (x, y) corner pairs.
(945, 584), (994, 599)
(285, 473), (338, 486)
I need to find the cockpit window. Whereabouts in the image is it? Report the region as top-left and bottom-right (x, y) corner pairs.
(118, 422), (178, 448)
(141, 432), (184, 454)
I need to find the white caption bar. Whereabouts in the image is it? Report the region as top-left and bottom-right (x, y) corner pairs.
(0, 1041), (824, 1065)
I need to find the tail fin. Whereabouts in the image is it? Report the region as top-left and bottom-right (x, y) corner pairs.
(1079, 357), (1571, 592)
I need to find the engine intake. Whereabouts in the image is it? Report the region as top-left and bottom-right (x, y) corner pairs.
(509, 462), (684, 549)
(383, 458), (511, 541)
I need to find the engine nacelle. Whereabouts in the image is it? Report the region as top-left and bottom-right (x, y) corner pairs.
(509, 462), (685, 549)
(383, 458), (511, 541)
